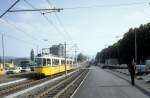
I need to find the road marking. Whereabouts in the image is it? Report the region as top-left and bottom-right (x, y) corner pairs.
(0, 78), (27, 87)
(4, 71), (77, 98)
(70, 70), (90, 98)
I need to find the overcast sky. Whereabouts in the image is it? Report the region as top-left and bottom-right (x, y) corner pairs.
(0, 0), (150, 58)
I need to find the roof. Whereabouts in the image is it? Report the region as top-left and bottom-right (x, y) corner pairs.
(35, 54), (73, 61)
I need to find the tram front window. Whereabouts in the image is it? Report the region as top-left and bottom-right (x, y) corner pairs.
(36, 58), (42, 67)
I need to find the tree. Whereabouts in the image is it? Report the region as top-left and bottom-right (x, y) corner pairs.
(77, 53), (87, 62)
(95, 22), (150, 64)
(30, 49), (34, 61)
(0, 57), (1, 63)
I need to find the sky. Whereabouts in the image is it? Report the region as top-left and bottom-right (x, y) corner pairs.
(0, 0), (150, 58)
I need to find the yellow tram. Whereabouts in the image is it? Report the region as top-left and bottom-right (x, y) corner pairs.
(34, 54), (74, 76)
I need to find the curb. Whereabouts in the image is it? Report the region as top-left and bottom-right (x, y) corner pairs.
(115, 70), (129, 76)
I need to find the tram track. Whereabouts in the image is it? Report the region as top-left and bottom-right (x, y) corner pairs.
(0, 70), (74, 98)
(54, 69), (88, 98)
(0, 77), (52, 97)
(25, 69), (89, 98)
(0, 72), (33, 78)
(0, 79), (33, 91)
(0, 72), (34, 84)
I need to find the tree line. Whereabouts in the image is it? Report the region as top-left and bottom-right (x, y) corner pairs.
(77, 53), (87, 62)
(95, 22), (150, 64)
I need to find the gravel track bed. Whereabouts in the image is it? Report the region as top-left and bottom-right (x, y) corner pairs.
(15, 70), (83, 98)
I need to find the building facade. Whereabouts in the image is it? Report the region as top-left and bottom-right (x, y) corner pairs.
(50, 44), (65, 57)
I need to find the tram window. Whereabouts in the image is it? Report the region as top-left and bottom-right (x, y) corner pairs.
(67, 61), (69, 64)
(52, 59), (55, 65)
(61, 60), (65, 64)
(47, 59), (51, 66)
(52, 59), (59, 66)
(55, 59), (59, 65)
(43, 58), (46, 66)
(36, 58), (42, 66)
(70, 61), (72, 64)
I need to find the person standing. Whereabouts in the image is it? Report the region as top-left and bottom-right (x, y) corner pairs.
(127, 60), (136, 86)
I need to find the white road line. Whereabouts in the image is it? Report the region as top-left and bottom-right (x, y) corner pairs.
(70, 70), (90, 98)
(4, 71), (77, 98)
(0, 78), (27, 87)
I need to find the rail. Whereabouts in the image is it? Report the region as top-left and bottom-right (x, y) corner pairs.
(33, 69), (88, 98)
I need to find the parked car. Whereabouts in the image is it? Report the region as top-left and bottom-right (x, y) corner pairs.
(20, 60), (36, 72)
(136, 65), (146, 75)
(21, 67), (31, 72)
(6, 67), (21, 74)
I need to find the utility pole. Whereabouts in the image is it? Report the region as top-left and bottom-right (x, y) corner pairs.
(37, 45), (39, 55)
(64, 42), (67, 75)
(74, 44), (78, 68)
(115, 36), (120, 64)
(2, 33), (5, 69)
(135, 31), (137, 64)
(75, 48), (77, 67)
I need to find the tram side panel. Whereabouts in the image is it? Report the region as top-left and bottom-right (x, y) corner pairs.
(34, 64), (73, 76)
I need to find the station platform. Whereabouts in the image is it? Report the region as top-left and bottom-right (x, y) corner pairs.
(72, 66), (149, 98)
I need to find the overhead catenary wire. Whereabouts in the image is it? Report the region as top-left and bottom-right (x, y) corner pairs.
(45, 0), (53, 8)
(63, 1), (150, 10)
(45, 0), (73, 42)
(0, 1), (149, 12)
(0, 32), (37, 47)
(23, 0), (67, 41)
(42, 14), (67, 39)
(8, 0), (62, 13)
(0, 0), (44, 49)
(0, 0), (38, 58)
(46, 0), (74, 60)
(45, 0), (77, 60)
(54, 13), (73, 42)
(0, 19), (43, 44)
(0, 0), (20, 18)
(66, 44), (78, 52)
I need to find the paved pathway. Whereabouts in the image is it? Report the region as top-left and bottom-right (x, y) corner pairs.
(73, 66), (149, 98)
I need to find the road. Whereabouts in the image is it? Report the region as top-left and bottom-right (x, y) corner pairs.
(72, 66), (149, 98)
